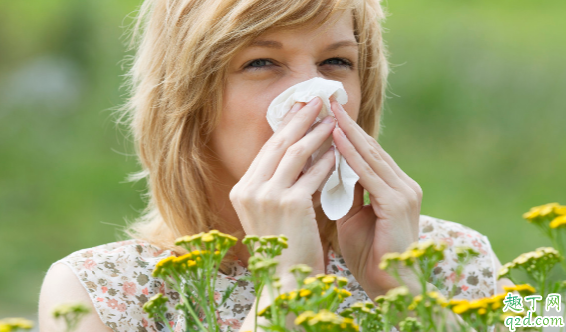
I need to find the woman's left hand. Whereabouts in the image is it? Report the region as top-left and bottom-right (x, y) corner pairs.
(329, 98), (423, 300)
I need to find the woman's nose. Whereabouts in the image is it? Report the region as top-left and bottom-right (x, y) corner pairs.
(287, 73), (325, 89)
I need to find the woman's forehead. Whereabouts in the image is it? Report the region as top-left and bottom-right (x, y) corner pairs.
(249, 10), (355, 48)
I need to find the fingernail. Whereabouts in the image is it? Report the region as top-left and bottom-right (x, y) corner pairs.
(322, 116), (334, 124)
(289, 102), (302, 113)
(336, 102), (345, 112)
(307, 97), (320, 107)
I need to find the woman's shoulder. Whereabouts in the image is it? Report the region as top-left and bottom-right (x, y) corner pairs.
(418, 214), (497, 299)
(419, 214), (492, 253)
(51, 239), (180, 332)
(55, 239), (175, 276)
(51, 239), (254, 331)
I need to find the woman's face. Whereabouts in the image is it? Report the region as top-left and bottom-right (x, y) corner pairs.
(209, 9), (361, 198)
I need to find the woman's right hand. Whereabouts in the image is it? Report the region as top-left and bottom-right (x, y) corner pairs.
(229, 96), (336, 277)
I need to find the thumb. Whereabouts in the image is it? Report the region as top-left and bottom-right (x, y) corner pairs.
(336, 182), (364, 226)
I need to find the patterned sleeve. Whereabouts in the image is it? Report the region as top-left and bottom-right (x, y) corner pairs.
(419, 215), (497, 300)
(50, 240), (182, 332)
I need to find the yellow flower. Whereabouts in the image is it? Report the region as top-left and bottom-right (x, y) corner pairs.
(469, 299), (488, 309)
(152, 256), (175, 277)
(408, 295), (422, 311)
(523, 209), (540, 220)
(504, 283), (536, 294)
(0, 318), (34, 331)
(308, 310), (345, 326)
(257, 305), (271, 317)
(299, 289), (312, 297)
(514, 253), (532, 265)
(202, 234), (214, 242)
(379, 252), (400, 270)
(295, 311), (315, 325)
(478, 308), (487, 315)
(399, 251), (413, 262)
(322, 276), (336, 284)
(486, 293), (507, 310)
(288, 290), (298, 300)
(428, 291), (440, 299)
(555, 206), (566, 215)
(449, 299), (467, 306)
(340, 317), (358, 330)
(337, 276), (349, 287)
(303, 277), (317, 285)
(277, 238), (288, 248)
(452, 302), (470, 314)
(411, 249), (426, 258)
(523, 203), (560, 221)
(492, 301), (502, 310)
(540, 203), (560, 216)
(550, 215), (566, 229)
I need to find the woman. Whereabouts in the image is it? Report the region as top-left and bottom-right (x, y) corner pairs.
(39, 0), (513, 331)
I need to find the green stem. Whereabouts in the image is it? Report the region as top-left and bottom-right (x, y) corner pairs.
(254, 283), (264, 332)
(172, 283), (208, 331)
(158, 312), (175, 332)
(205, 259), (219, 332)
(266, 280), (281, 328)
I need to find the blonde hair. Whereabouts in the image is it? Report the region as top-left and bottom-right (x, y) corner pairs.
(116, 0), (389, 271)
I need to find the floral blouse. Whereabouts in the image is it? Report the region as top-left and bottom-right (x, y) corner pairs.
(52, 214), (497, 332)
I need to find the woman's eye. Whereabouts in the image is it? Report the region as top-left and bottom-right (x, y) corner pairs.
(244, 57), (353, 71)
(245, 59), (274, 70)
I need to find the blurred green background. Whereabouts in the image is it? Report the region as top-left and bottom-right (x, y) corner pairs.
(0, 0), (564, 318)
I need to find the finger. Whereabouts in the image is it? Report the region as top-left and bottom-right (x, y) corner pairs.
(275, 101), (306, 133)
(331, 101), (410, 192)
(331, 99), (419, 193)
(332, 126), (399, 199)
(243, 100), (311, 180)
(271, 115), (336, 188)
(362, 138), (423, 197)
(291, 145), (336, 196)
(336, 182), (364, 224)
(247, 97), (324, 182)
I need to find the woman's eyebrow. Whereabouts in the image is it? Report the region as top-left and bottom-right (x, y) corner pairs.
(248, 39), (358, 52)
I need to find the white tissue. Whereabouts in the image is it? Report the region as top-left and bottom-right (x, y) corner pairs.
(266, 77), (360, 221)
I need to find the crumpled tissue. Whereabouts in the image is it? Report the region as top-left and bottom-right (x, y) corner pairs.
(266, 77), (359, 220)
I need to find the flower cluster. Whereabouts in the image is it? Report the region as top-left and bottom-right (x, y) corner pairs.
(257, 273), (352, 330)
(140, 200), (566, 332)
(447, 293), (507, 330)
(502, 284), (536, 296)
(145, 229), (240, 332)
(408, 291), (449, 310)
(142, 293), (169, 319)
(398, 317), (422, 332)
(175, 230), (238, 257)
(523, 203), (566, 224)
(378, 240), (447, 270)
(295, 309), (359, 332)
(498, 247), (562, 281)
(0, 318), (33, 332)
(242, 235), (288, 258)
(379, 240), (448, 297)
(339, 302), (384, 332)
(52, 303), (90, 332)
